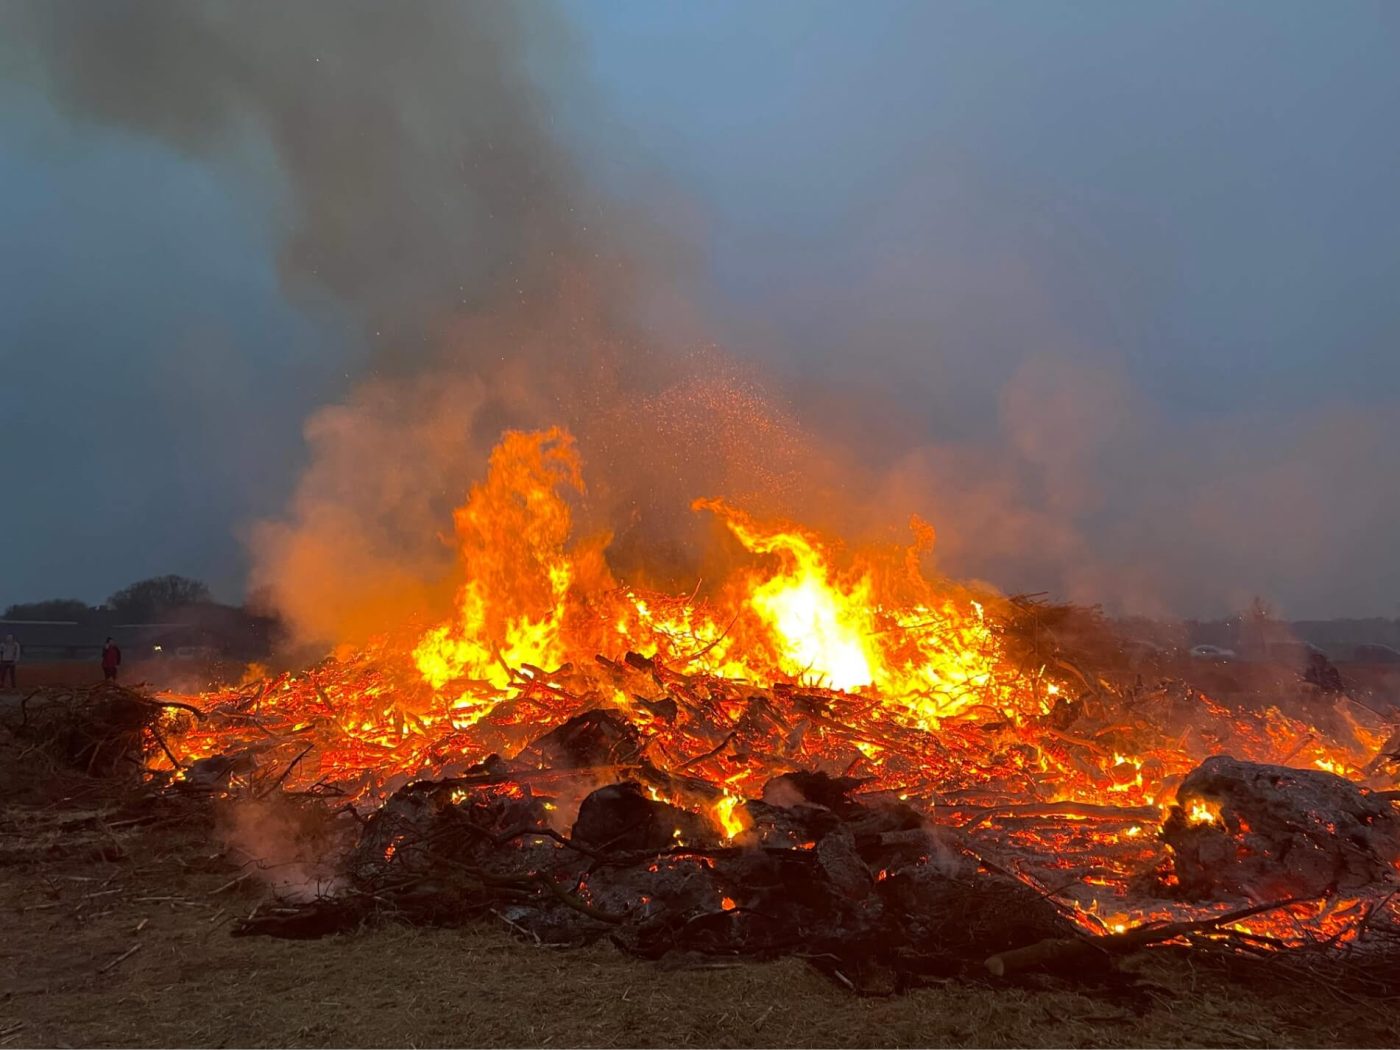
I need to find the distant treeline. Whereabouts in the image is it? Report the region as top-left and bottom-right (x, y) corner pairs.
(6, 575), (224, 624)
(1117, 611), (1400, 657)
(3, 575), (281, 662)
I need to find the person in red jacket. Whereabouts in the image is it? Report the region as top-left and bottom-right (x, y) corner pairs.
(101, 637), (122, 681)
(0, 634), (19, 689)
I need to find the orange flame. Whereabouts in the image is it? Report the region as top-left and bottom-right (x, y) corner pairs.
(396, 429), (1015, 732)
(152, 426), (1400, 947)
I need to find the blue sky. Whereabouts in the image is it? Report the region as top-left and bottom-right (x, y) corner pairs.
(567, 1), (1400, 417)
(0, 89), (353, 603)
(2, 2), (1399, 617)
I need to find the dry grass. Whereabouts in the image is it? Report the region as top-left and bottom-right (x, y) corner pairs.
(3, 728), (1400, 1047)
(1, 659), (246, 692)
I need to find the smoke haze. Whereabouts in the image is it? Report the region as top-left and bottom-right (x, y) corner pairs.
(3, 1), (1399, 625)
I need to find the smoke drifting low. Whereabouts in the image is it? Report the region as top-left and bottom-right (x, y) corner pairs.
(3, 0), (801, 639)
(250, 295), (857, 646)
(3, 1), (857, 643)
(7, 1), (1397, 627)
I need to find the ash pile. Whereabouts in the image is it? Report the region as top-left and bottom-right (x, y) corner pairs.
(236, 710), (1073, 992)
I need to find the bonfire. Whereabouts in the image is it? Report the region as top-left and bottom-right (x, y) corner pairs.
(106, 427), (1400, 991)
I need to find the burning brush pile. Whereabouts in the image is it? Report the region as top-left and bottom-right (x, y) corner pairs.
(130, 429), (1400, 989)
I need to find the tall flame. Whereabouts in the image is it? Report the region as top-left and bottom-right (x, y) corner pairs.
(413, 428), (601, 710)
(697, 499), (877, 691)
(404, 428), (1016, 732)
(152, 425), (1400, 951)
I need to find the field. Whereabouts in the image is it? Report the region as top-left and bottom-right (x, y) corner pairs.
(3, 788), (1398, 1049)
(4, 660), (249, 693)
(4, 663), (1400, 1048)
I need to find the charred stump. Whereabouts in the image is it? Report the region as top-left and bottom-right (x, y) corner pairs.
(1162, 755), (1400, 899)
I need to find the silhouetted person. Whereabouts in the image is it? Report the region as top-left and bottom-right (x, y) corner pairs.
(1304, 651), (1344, 695)
(101, 637), (122, 681)
(0, 634), (19, 689)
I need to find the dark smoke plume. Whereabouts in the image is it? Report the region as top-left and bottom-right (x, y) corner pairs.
(11, 2), (1389, 626)
(2, 0), (834, 643)
(4, 0), (590, 346)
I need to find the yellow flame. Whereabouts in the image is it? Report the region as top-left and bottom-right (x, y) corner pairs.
(413, 429), (591, 700)
(1186, 798), (1223, 825)
(698, 499), (876, 690)
(402, 431), (1021, 734)
(713, 792), (748, 841)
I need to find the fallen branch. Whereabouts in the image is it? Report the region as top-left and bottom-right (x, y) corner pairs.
(97, 942), (142, 973)
(209, 871), (256, 896)
(955, 801), (1159, 831)
(139, 697), (207, 721)
(257, 744), (315, 798)
(678, 732), (737, 771)
(985, 897), (1310, 977)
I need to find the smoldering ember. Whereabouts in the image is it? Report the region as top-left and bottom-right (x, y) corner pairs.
(7, 2), (1400, 1049)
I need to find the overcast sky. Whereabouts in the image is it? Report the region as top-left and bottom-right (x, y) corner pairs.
(2, 1), (1399, 619)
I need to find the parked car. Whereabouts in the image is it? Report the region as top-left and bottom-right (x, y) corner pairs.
(1189, 644), (1237, 662)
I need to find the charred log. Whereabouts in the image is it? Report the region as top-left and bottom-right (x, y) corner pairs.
(1162, 755), (1400, 899)
(571, 781), (717, 851)
(516, 709), (643, 769)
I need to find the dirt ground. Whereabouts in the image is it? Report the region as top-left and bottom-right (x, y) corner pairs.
(3, 747), (1400, 1049)
(3, 660), (247, 694)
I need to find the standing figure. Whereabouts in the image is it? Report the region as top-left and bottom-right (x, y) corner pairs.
(1304, 651), (1345, 695)
(101, 637), (122, 681)
(0, 634), (19, 689)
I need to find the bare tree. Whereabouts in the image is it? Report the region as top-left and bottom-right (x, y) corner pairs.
(3, 598), (96, 621)
(106, 575), (211, 622)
